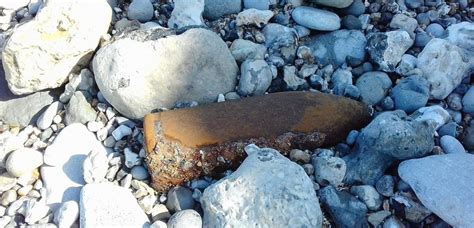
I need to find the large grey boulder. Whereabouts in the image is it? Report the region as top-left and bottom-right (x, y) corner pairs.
(306, 29), (366, 67)
(417, 38), (471, 100)
(93, 28), (238, 119)
(399, 153), (474, 227)
(80, 182), (150, 227)
(201, 144), (323, 227)
(2, 0), (112, 95)
(344, 111), (435, 185)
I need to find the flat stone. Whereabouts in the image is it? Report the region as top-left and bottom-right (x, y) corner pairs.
(292, 6), (341, 31)
(1, 0), (112, 94)
(93, 28), (238, 119)
(399, 153), (474, 227)
(168, 0), (204, 29)
(201, 145), (323, 227)
(80, 182), (150, 227)
(144, 92), (371, 192)
(41, 123), (107, 212)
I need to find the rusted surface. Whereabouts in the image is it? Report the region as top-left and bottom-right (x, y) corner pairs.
(144, 91), (371, 192)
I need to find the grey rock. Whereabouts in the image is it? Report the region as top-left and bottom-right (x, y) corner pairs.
(344, 111), (435, 185)
(262, 23), (297, 63)
(368, 210), (391, 227)
(243, 0), (270, 10)
(367, 31), (414, 72)
(438, 122), (458, 137)
(356, 71), (392, 105)
(414, 31), (432, 47)
(351, 185), (382, 211)
(391, 195), (432, 223)
(80, 182), (150, 227)
(440, 135), (465, 154)
(447, 93), (463, 111)
(405, 0), (423, 9)
(342, 15), (362, 29)
(36, 101), (62, 130)
(130, 165), (149, 180)
(93, 28), (238, 119)
(128, 0), (154, 23)
(417, 38), (471, 100)
(167, 209), (202, 228)
(41, 123), (107, 212)
(399, 153), (474, 227)
(446, 22), (474, 53)
(65, 91), (96, 125)
(390, 14), (418, 33)
(204, 0), (241, 20)
(168, 0), (204, 29)
(166, 186), (195, 212)
(1, 190), (16, 206)
(230, 39), (267, 62)
(411, 105), (450, 130)
(312, 155), (346, 186)
(319, 186), (368, 227)
(462, 86), (474, 114)
(201, 144), (323, 227)
(238, 59), (272, 96)
(311, 0), (354, 8)
(292, 6), (341, 31)
(0, 65), (57, 127)
(390, 75), (430, 113)
(306, 29), (367, 67)
(375, 175), (395, 197)
(236, 9), (273, 27)
(395, 54), (417, 76)
(343, 0), (365, 16)
(426, 23), (445, 38)
(23, 199), (50, 225)
(151, 220), (167, 228)
(463, 126), (474, 151)
(283, 66), (307, 90)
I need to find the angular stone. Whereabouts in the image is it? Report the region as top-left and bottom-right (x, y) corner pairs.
(144, 91), (370, 192)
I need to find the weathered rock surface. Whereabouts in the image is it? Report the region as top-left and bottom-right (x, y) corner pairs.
(399, 153), (474, 227)
(144, 91), (370, 192)
(80, 182), (150, 227)
(168, 0), (204, 29)
(41, 124), (107, 212)
(417, 38), (471, 100)
(306, 29), (367, 67)
(203, 0), (242, 20)
(93, 28), (238, 119)
(2, 0), (112, 94)
(201, 145), (323, 227)
(367, 31), (414, 72)
(344, 111), (435, 185)
(319, 185), (368, 227)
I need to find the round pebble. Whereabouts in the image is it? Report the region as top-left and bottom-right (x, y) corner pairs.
(131, 166), (150, 180)
(375, 175), (395, 197)
(6, 148), (43, 177)
(440, 135), (465, 154)
(1, 190), (17, 206)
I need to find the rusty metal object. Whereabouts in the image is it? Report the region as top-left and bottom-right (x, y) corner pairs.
(144, 91), (371, 192)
